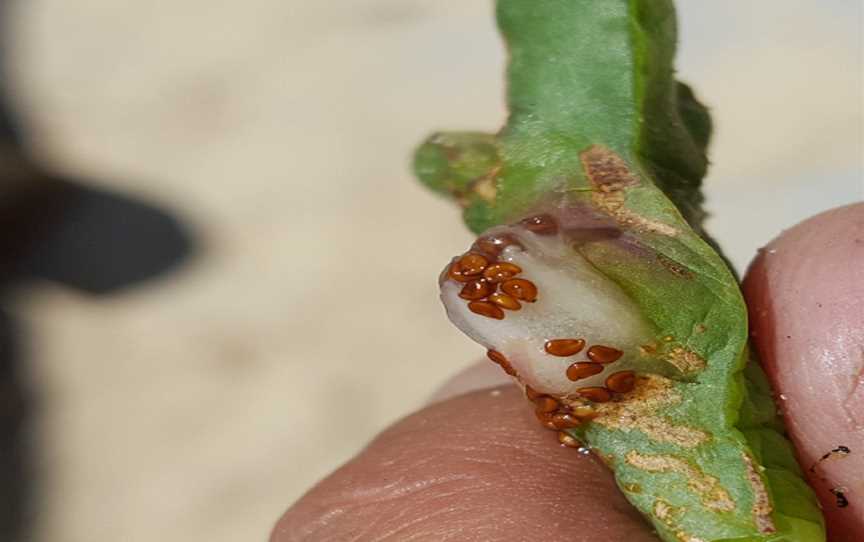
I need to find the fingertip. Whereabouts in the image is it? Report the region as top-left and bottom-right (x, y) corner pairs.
(743, 203), (864, 539)
(272, 386), (655, 541)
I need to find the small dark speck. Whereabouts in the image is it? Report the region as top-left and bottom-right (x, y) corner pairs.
(817, 303), (823, 308)
(831, 488), (849, 508)
(810, 445), (851, 472)
(786, 335), (792, 339)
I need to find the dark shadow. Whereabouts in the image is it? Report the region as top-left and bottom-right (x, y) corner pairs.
(0, 308), (30, 541)
(0, 81), (194, 293)
(0, 43), (196, 542)
(11, 175), (194, 294)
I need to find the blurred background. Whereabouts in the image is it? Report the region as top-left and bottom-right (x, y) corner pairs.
(0, 1), (860, 540)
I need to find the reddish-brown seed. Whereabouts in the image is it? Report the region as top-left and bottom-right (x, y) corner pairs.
(458, 253), (489, 276)
(447, 262), (473, 283)
(488, 292), (521, 311)
(525, 386), (542, 402)
(586, 345), (624, 364)
(500, 359), (517, 376)
(468, 301), (505, 320)
(459, 280), (493, 300)
(500, 278), (538, 302)
(483, 262), (522, 283)
(535, 410), (558, 430)
(552, 413), (581, 429)
(486, 350), (517, 376)
(558, 431), (581, 448)
(570, 405), (598, 420)
(487, 349), (507, 365)
(605, 370), (636, 393)
(534, 396), (559, 413)
(544, 338), (586, 356)
(577, 387), (612, 403)
(473, 234), (519, 257)
(566, 362), (604, 381)
(520, 214), (558, 235)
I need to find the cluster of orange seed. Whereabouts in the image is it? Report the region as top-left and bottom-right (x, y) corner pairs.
(446, 214), (641, 449)
(446, 214), (560, 319)
(525, 384), (595, 448)
(545, 338), (634, 399)
(483, 346), (637, 446)
(493, 340), (637, 446)
(447, 239), (539, 320)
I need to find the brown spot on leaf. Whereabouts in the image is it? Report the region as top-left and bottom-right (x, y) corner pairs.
(580, 145), (640, 190)
(588, 375), (710, 448)
(665, 346), (707, 375)
(742, 453), (776, 533)
(657, 253), (694, 278)
(654, 498), (679, 521)
(470, 165), (500, 203)
(626, 451), (735, 512)
(653, 499), (708, 542)
(580, 145), (679, 236)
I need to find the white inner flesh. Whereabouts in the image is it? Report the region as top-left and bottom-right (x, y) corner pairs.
(442, 229), (653, 396)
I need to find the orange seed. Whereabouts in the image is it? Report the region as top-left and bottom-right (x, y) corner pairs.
(566, 362), (604, 381)
(459, 280), (493, 300)
(535, 410), (558, 430)
(520, 214), (558, 235)
(586, 345), (623, 364)
(605, 370), (636, 393)
(534, 396), (560, 413)
(570, 405), (598, 420)
(458, 253), (489, 276)
(552, 413), (581, 429)
(486, 350), (517, 376)
(473, 234), (519, 257)
(483, 262), (522, 283)
(577, 387), (612, 403)
(447, 262), (473, 283)
(487, 350), (507, 365)
(558, 431), (581, 448)
(489, 292), (521, 311)
(500, 278), (538, 302)
(544, 338), (586, 356)
(500, 360), (517, 376)
(468, 301), (505, 320)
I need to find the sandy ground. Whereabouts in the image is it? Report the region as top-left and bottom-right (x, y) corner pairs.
(2, 1), (861, 540)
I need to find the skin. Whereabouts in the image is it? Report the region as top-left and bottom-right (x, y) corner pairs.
(273, 204), (864, 541)
(744, 203), (864, 542)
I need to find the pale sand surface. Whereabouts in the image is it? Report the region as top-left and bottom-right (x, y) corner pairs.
(2, 1), (861, 540)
